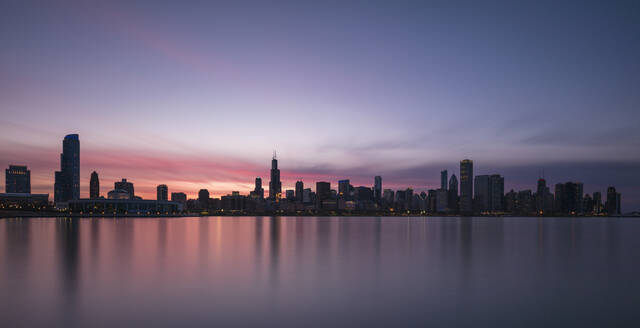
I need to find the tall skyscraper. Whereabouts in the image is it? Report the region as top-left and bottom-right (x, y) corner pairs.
(269, 153), (281, 200)
(157, 184), (168, 201)
(295, 180), (304, 202)
(115, 179), (134, 199)
(54, 134), (80, 203)
(5, 165), (30, 193)
(90, 171), (99, 199)
(374, 176), (382, 204)
(448, 174), (459, 212)
(459, 159), (473, 214)
(440, 170), (448, 191)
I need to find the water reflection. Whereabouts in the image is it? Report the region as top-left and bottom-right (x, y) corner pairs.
(0, 217), (639, 327)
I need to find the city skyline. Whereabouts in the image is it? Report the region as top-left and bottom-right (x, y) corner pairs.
(0, 132), (633, 213)
(1, 1), (639, 209)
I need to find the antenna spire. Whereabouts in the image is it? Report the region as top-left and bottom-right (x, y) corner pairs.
(273, 150), (277, 160)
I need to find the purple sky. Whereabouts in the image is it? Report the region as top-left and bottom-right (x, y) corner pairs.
(1, 1), (639, 210)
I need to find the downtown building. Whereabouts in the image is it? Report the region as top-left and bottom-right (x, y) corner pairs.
(54, 134), (80, 205)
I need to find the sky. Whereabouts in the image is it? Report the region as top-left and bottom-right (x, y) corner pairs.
(1, 0), (639, 210)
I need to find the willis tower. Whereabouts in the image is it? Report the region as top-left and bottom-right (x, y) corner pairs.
(269, 152), (282, 200)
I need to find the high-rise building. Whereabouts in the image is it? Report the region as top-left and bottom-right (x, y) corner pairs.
(269, 153), (281, 200)
(593, 192), (602, 214)
(302, 188), (312, 203)
(460, 159), (473, 214)
(436, 189), (448, 213)
(448, 174), (459, 212)
(554, 182), (581, 214)
(374, 176), (382, 204)
(114, 179), (134, 199)
(295, 181), (304, 202)
(316, 182), (331, 201)
(54, 134), (80, 203)
(89, 171), (99, 199)
(157, 184), (168, 201)
(253, 177), (264, 199)
(382, 189), (394, 207)
(338, 180), (350, 199)
(606, 187), (621, 215)
(198, 189), (210, 209)
(474, 175), (490, 212)
(5, 165), (30, 193)
(489, 174), (504, 212)
(440, 170), (448, 191)
(285, 189), (295, 200)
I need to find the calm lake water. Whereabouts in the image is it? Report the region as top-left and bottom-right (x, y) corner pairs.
(1, 217), (639, 327)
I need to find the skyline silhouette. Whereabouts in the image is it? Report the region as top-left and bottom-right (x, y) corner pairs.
(1, 1), (639, 209)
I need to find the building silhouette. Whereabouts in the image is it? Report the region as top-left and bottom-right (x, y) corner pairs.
(157, 184), (168, 201)
(593, 191), (602, 214)
(448, 174), (458, 212)
(338, 179), (350, 199)
(198, 189), (210, 209)
(374, 176), (382, 204)
(269, 153), (281, 200)
(171, 192), (187, 204)
(90, 171), (99, 199)
(606, 187), (621, 215)
(5, 165), (30, 193)
(295, 180), (303, 202)
(54, 134), (80, 203)
(490, 174), (504, 212)
(459, 159), (473, 214)
(440, 170), (448, 191)
(114, 179), (134, 199)
(252, 177), (264, 199)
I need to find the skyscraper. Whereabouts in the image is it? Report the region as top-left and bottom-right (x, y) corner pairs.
(198, 189), (210, 209)
(90, 171), (99, 199)
(459, 159), (473, 215)
(157, 184), (168, 201)
(54, 134), (80, 203)
(474, 175), (490, 212)
(5, 165), (30, 193)
(295, 180), (304, 202)
(374, 176), (382, 204)
(253, 177), (264, 199)
(606, 187), (621, 215)
(115, 179), (134, 199)
(593, 191), (602, 214)
(338, 179), (350, 199)
(316, 182), (331, 202)
(269, 153), (281, 200)
(440, 170), (448, 191)
(448, 174), (458, 212)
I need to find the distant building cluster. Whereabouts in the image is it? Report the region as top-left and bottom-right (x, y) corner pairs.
(0, 134), (627, 216)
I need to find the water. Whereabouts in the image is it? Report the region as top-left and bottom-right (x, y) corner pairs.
(1, 217), (639, 327)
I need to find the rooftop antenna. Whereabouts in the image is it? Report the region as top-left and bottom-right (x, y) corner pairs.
(273, 150), (277, 160)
